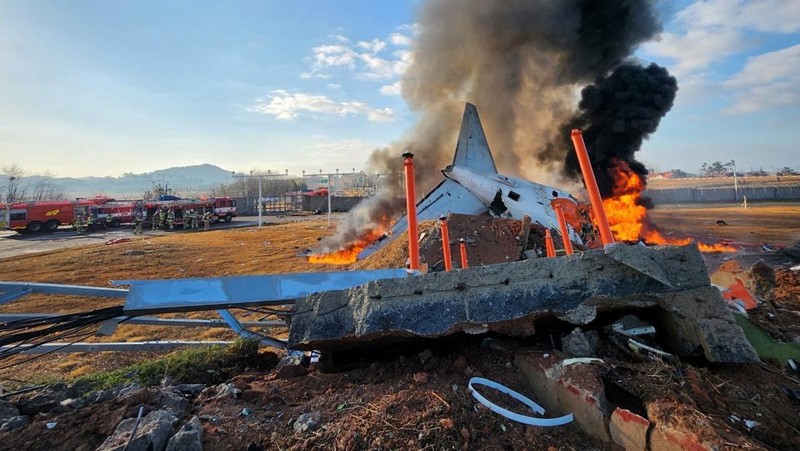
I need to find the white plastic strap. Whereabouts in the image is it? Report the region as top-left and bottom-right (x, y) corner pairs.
(467, 377), (573, 427)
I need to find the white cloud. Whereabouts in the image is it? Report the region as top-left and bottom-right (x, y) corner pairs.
(356, 39), (386, 54)
(644, 28), (750, 77)
(327, 83), (342, 90)
(389, 32), (412, 46)
(722, 44), (800, 113)
(380, 81), (402, 96)
(300, 71), (332, 80)
(248, 90), (396, 122)
(301, 26), (416, 88)
(311, 44), (358, 70)
(677, 0), (800, 34)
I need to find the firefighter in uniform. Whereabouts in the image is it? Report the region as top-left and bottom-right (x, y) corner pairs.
(167, 209), (175, 230)
(133, 213), (143, 235)
(74, 214), (85, 234)
(203, 211), (212, 230)
(159, 208), (167, 230)
(86, 214), (95, 233)
(187, 209), (197, 230)
(151, 211), (158, 231)
(105, 214), (115, 229)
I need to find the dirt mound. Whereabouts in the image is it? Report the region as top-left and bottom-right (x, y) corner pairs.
(354, 214), (538, 272)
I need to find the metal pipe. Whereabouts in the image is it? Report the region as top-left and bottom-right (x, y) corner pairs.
(545, 229), (556, 258)
(327, 175), (332, 227)
(459, 239), (468, 269)
(439, 216), (452, 271)
(403, 152), (420, 270)
(258, 175), (263, 229)
(570, 129), (615, 246)
(554, 206), (574, 255)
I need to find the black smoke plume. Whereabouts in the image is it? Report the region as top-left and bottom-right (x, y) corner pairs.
(558, 63), (678, 199)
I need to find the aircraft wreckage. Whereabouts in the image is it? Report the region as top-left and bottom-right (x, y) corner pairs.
(0, 103), (758, 365)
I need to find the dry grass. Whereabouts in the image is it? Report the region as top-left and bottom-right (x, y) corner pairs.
(1, 203), (799, 382)
(648, 204), (800, 246)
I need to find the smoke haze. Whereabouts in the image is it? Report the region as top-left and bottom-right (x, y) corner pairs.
(318, 0), (676, 253)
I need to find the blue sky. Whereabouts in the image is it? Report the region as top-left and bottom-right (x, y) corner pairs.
(0, 0), (798, 178)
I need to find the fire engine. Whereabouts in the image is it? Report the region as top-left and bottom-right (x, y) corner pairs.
(0, 197), (236, 233)
(143, 197), (237, 228)
(0, 198), (112, 233)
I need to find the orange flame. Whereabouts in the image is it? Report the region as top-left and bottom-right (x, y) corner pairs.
(602, 161), (736, 252)
(308, 223), (389, 265)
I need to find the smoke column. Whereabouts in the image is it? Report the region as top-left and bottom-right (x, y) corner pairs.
(558, 63), (678, 199)
(401, 0), (663, 190)
(317, 0), (670, 253)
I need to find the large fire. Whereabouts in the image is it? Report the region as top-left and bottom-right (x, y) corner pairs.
(602, 160), (735, 252)
(308, 225), (389, 265)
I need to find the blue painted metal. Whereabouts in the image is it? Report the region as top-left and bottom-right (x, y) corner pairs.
(217, 309), (287, 350)
(116, 269), (415, 315)
(0, 282), (127, 303)
(0, 313), (285, 328)
(2, 341), (235, 354)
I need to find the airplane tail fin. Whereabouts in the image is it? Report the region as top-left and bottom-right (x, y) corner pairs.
(450, 103), (498, 175)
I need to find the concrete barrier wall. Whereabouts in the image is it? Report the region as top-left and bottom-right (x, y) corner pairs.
(302, 196), (364, 212)
(233, 196), (364, 214)
(646, 186), (800, 203)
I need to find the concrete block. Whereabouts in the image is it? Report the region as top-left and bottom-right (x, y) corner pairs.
(515, 350), (611, 443)
(609, 407), (650, 451)
(289, 244), (758, 363)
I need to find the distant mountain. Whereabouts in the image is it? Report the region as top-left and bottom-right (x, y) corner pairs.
(19, 164), (236, 199)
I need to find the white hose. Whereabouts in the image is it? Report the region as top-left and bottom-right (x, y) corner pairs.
(468, 377), (573, 427)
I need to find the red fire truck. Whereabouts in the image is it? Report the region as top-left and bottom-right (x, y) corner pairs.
(1, 197), (236, 233)
(0, 197), (111, 233)
(143, 197), (237, 229)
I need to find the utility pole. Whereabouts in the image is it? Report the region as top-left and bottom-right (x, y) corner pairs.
(232, 170), (288, 229)
(730, 160), (738, 201)
(304, 169), (358, 227)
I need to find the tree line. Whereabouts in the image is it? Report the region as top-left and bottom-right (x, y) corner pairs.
(1, 164), (66, 203)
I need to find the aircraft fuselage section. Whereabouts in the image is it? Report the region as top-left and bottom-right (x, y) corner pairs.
(445, 166), (580, 242)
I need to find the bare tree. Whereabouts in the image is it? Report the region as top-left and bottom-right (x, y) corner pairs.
(1, 164), (25, 203)
(29, 171), (65, 201)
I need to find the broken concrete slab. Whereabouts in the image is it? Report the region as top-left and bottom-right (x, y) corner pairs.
(515, 351), (611, 443)
(289, 244), (758, 363)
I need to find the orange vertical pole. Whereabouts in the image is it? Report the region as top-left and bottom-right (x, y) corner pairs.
(459, 238), (468, 269)
(570, 129), (615, 246)
(403, 152), (420, 270)
(545, 229), (556, 258)
(439, 216), (452, 271)
(554, 206), (574, 256)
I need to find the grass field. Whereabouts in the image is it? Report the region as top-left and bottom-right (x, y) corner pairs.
(1, 202), (799, 382)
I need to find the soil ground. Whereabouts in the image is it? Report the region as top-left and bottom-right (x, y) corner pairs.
(0, 203), (799, 449)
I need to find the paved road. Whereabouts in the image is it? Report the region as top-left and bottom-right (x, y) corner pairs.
(0, 214), (344, 261)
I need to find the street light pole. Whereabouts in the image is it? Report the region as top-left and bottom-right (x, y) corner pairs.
(731, 160), (738, 201)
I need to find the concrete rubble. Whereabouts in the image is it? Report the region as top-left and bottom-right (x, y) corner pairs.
(289, 243), (759, 363)
(515, 351), (735, 450)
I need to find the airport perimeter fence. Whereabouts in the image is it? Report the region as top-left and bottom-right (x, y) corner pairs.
(233, 195), (365, 215)
(646, 183), (800, 203)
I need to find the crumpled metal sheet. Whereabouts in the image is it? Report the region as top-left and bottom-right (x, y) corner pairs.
(117, 269), (416, 315)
